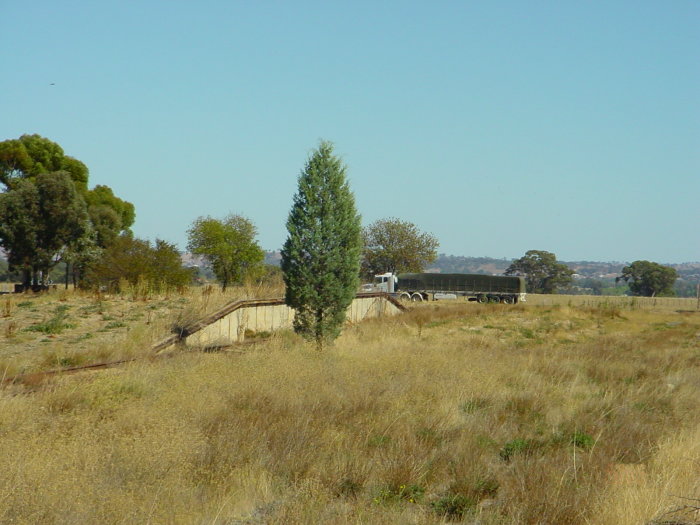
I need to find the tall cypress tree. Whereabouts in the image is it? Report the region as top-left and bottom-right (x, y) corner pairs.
(281, 141), (362, 349)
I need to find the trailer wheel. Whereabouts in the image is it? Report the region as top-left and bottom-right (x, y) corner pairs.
(399, 292), (411, 302)
(411, 293), (424, 302)
(477, 295), (487, 304)
(502, 296), (514, 305)
(490, 296), (501, 304)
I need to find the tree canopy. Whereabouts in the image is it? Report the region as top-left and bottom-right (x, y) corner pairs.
(504, 250), (574, 294)
(362, 217), (438, 277)
(619, 260), (677, 297)
(281, 141), (362, 349)
(187, 214), (264, 290)
(84, 185), (136, 247)
(0, 134), (88, 190)
(0, 173), (90, 287)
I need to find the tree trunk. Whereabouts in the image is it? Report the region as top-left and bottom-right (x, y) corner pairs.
(22, 269), (31, 290)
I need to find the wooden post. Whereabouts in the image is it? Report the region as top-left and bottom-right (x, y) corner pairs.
(696, 283), (699, 310)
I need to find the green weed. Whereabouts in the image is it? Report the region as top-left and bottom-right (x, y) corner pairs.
(500, 438), (538, 462)
(25, 305), (75, 334)
(430, 493), (475, 519)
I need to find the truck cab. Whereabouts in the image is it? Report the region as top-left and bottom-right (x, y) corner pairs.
(364, 272), (397, 293)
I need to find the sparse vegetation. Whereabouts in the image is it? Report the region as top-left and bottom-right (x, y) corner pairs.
(24, 305), (75, 334)
(0, 291), (698, 524)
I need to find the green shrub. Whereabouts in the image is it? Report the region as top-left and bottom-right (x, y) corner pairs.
(500, 438), (538, 462)
(570, 431), (595, 450)
(373, 484), (425, 505)
(25, 305), (75, 334)
(430, 494), (475, 519)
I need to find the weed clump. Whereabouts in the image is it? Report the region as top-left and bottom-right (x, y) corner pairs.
(24, 305), (75, 334)
(499, 438), (539, 462)
(430, 493), (475, 519)
(373, 483), (425, 505)
(571, 431), (595, 450)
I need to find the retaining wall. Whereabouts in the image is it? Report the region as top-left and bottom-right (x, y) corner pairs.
(182, 293), (405, 348)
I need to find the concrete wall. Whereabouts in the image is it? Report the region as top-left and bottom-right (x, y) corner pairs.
(185, 294), (403, 348)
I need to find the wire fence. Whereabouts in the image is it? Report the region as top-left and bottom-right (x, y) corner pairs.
(526, 293), (699, 311)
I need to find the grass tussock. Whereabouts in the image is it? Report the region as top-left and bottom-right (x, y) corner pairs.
(0, 297), (699, 523)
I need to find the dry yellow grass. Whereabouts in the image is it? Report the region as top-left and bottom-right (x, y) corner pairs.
(0, 295), (698, 524)
(0, 281), (283, 378)
(526, 293), (698, 312)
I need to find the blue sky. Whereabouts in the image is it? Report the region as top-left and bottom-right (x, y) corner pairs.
(2, 1), (698, 263)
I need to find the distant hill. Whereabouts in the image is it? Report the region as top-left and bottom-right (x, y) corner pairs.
(427, 254), (699, 279)
(426, 254), (631, 277)
(263, 251), (699, 280)
(426, 255), (510, 275)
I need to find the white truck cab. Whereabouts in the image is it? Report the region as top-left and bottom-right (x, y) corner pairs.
(365, 272), (398, 293)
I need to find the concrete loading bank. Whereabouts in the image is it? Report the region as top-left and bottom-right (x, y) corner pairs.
(179, 293), (405, 348)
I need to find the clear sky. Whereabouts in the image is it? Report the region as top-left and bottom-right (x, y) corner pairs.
(2, 1), (698, 263)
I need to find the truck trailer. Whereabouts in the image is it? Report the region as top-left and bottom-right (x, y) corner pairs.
(367, 272), (526, 304)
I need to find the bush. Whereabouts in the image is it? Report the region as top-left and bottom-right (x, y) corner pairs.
(430, 494), (475, 519)
(25, 305), (75, 334)
(570, 431), (595, 450)
(499, 438), (539, 462)
(81, 235), (193, 293)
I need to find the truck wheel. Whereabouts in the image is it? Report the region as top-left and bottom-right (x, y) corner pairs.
(411, 293), (424, 302)
(399, 292), (411, 302)
(477, 295), (487, 304)
(502, 296), (514, 305)
(490, 296), (501, 304)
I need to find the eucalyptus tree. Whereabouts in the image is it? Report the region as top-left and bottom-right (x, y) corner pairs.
(362, 217), (438, 277)
(505, 250), (574, 294)
(619, 260), (677, 297)
(0, 134), (135, 288)
(0, 172), (90, 287)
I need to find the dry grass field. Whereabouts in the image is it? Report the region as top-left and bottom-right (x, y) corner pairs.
(1, 290), (699, 524)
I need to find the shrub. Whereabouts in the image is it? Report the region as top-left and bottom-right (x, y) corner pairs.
(430, 494), (475, 519)
(500, 438), (538, 462)
(373, 484), (425, 505)
(81, 235), (193, 293)
(25, 305), (75, 334)
(571, 431), (595, 450)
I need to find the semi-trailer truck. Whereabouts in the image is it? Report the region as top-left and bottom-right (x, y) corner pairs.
(365, 272), (526, 304)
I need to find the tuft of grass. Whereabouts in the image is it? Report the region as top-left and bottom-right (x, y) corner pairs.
(4, 320), (18, 339)
(2, 297), (14, 318)
(459, 397), (490, 414)
(103, 321), (126, 330)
